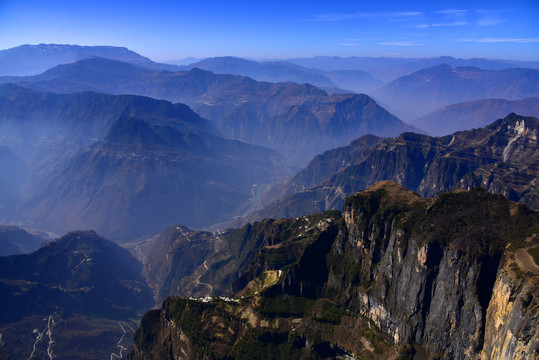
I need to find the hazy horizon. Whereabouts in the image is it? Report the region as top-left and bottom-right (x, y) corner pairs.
(1, 0), (538, 61)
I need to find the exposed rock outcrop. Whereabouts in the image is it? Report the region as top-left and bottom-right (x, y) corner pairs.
(130, 182), (538, 359)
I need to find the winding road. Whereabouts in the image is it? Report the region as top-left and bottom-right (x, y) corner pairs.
(109, 320), (138, 359)
(195, 261), (213, 296)
(110, 322), (127, 360)
(27, 315), (55, 360)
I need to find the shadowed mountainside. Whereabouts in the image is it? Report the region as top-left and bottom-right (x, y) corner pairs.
(129, 182), (539, 360)
(0, 145), (28, 221)
(411, 97), (539, 136)
(1, 57), (418, 166)
(0, 230), (153, 359)
(232, 113), (539, 226)
(181, 56), (385, 94)
(376, 65), (539, 119)
(0, 225), (48, 256)
(15, 117), (288, 240)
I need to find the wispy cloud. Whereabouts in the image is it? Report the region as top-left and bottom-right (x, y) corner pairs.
(435, 9), (468, 15)
(431, 22), (467, 27)
(378, 41), (424, 46)
(476, 17), (506, 26)
(309, 13), (355, 22)
(460, 38), (539, 43)
(308, 11), (423, 22)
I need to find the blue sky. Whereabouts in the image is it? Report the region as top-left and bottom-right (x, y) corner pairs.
(0, 0), (538, 61)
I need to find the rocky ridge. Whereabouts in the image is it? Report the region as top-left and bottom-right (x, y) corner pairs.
(129, 182), (539, 359)
(1, 57), (417, 165)
(237, 113), (539, 226)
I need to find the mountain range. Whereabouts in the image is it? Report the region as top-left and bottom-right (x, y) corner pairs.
(233, 113), (539, 226)
(180, 56), (385, 94)
(281, 55), (539, 82)
(410, 97), (539, 136)
(0, 43), (182, 76)
(376, 64), (539, 119)
(16, 116), (287, 240)
(0, 85), (291, 240)
(129, 181), (539, 359)
(0, 230), (152, 359)
(0, 57), (416, 165)
(0, 225), (47, 256)
(0, 44), (538, 359)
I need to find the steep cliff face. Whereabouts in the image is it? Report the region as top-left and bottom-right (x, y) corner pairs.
(317, 182), (537, 359)
(241, 113), (539, 227)
(481, 246), (539, 359)
(143, 212), (343, 306)
(130, 182), (538, 359)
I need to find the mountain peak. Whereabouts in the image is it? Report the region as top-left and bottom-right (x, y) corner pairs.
(490, 113), (539, 138)
(353, 180), (423, 207)
(0, 44), (182, 76)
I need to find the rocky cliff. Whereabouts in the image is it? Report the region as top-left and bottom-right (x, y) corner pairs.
(240, 113), (539, 227)
(129, 182), (538, 359)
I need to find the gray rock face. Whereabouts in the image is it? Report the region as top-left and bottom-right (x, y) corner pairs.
(129, 182), (538, 360)
(283, 181), (538, 359)
(241, 113), (539, 228)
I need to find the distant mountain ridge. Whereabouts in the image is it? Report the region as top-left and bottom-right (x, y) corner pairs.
(0, 225), (47, 256)
(180, 56), (338, 88)
(411, 97), (539, 136)
(0, 85), (289, 240)
(1, 57), (417, 165)
(181, 56), (384, 94)
(15, 116), (289, 240)
(280, 55), (539, 82)
(0, 84), (214, 203)
(0, 43), (182, 76)
(234, 113), (539, 226)
(376, 64), (539, 118)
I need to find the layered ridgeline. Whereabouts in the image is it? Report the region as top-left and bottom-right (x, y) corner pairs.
(376, 64), (539, 119)
(180, 56), (385, 94)
(0, 230), (153, 359)
(411, 97), (539, 136)
(280, 55), (539, 82)
(240, 113), (539, 225)
(129, 182), (539, 359)
(0, 145), (28, 221)
(0, 225), (48, 256)
(0, 83), (214, 198)
(1, 57), (416, 165)
(0, 85), (288, 240)
(179, 56), (338, 89)
(15, 116), (287, 240)
(0, 43), (182, 76)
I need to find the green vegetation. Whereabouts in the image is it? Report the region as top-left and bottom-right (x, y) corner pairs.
(527, 246), (539, 266)
(133, 310), (162, 359)
(312, 300), (348, 325)
(396, 344), (416, 360)
(259, 295), (314, 318)
(510, 262), (523, 279)
(232, 330), (309, 360)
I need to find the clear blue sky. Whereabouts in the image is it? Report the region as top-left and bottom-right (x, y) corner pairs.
(0, 0), (538, 61)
